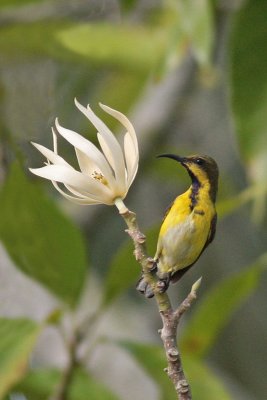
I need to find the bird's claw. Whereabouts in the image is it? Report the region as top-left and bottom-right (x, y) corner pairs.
(156, 277), (170, 294)
(136, 278), (154, 298)
(136, 262), (157, 298)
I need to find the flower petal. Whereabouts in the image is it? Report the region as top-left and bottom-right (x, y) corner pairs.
(96, 132), (126, 192)
(29, 165), (113, 203)
(51, 181), (102, 205)
(64, 184), (91, 198)
(52, 127), (58, 154)
(31, 142), (71, 167)
(74, 99), (126, 190)
(99, 103), (139, 156)
(124, 132), (139, 187)
(55, 119), (116, 188)
(75, 148), (99, 176)
(99, 103), (139, 188)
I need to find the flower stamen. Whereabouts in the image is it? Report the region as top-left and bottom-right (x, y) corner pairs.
(92, 171), (108, 186)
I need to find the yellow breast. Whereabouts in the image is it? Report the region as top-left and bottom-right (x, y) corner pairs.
(155, 187), (215, 276)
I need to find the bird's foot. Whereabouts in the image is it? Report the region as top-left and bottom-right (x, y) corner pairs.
(136, 277), (154, 298)
(156, 275), (171, 294)
(136, 259), (157, 298)
(136, 263), (172, 298)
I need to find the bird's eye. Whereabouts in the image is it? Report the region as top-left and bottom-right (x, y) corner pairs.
(195, 158), (205, 165)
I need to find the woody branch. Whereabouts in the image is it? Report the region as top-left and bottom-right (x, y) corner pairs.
(118, 206), (201, 400)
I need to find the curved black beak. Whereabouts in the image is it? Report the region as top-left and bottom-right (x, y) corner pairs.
(157, 154), (186, 164)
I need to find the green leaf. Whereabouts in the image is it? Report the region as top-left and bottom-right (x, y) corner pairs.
(0, 318), (41, 398)
(118, 341), (176, 400)
(11, 369), (59, 399)
(69, 367), (119, 400)
(0, 22), (170, 72)
(55, 23), (170, 72)
(216, 183), (267, 219)
(184, 357), (233, 400)
(0, 164), (87, 307)
(13, 367), (119, 400)
(93, 70), (148, 122)
(101, 225), (159, 307)
(230, 0), (267, 220)
(230, 0), (267, 160)
(0, 22), (75, 63)
(181, 253), (267, 357)
(101, 237), (140, 307)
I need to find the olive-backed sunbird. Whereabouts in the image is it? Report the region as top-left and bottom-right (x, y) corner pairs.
(137, 154), (219, 298)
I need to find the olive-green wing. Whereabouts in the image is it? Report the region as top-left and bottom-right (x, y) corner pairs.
(204, 213), (217, 248)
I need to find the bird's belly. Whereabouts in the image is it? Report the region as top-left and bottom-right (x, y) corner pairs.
(158, 215), (209, 274)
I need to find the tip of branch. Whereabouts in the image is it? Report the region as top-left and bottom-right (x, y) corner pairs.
(191, 277), (202, 294)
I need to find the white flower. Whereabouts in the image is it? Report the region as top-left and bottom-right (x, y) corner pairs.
(30, 99), (139, 208)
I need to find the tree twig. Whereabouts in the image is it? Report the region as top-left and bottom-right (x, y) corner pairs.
(118, 205), (201, 399)
(49, 333), (78, 400)
(159, 279), (201, 399)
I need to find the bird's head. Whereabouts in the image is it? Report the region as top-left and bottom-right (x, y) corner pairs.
(157, 154), (219, 201)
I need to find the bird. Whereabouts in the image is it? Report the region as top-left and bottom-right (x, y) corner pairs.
(137, 154), (219, 298)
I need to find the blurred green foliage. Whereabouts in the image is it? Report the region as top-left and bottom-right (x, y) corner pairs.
(0, 164), (87, 307)
(0, 318), (41, 398)
(0, 0), (267, 399)
(0, 0), (45, 9)
(230, 0), (267, 221)
(12, 367), (119, 400)
(181, 253), (267, 357)
(118, 341), (177, 400)
(230, 0), (267, 160)
(102, 225), (158, 307)
(118, 341), (232, 399)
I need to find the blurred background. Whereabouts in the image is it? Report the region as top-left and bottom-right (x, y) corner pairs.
(0, 0), (267, 399)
